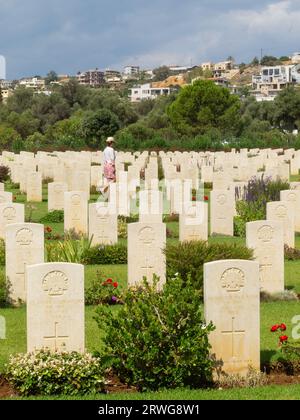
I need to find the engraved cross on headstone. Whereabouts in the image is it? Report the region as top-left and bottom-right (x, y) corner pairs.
(221, 317), (245, 359)
(44, 322), (69, 351)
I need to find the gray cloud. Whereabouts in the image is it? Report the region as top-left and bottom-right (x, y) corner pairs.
(0, 0), (299, 78)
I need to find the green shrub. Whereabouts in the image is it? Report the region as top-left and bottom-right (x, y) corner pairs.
(281, 341), (300, 362)
(284, 245), (300, 261)
(95, 277), (215, 391)
(40, 210), (64, 223)
(163, 213), (179, 223)
(234, 200), (265, 237)
(46, 236), (93, 263)
(234, 176), (290, 237)
(0, 165), (10, 183)
(0, 239), (5, 266)
(85, 275), (123, 306)
(165, 241), (253, 295)
(118, 219), (127, 239)
(82, 244), (127, 265)
(0, 272), (11, 308)
(6, 350), (105, 396)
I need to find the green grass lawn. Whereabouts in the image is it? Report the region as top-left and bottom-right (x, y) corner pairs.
(0, 280), (298, 371)
(10, 384), (300, 400)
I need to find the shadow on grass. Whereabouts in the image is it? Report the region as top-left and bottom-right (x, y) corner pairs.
(261, 350), (277, 364)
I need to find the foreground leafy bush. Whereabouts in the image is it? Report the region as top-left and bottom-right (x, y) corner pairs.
(83, 244), (127, 265)
(40, 210), (64, 223)
(234, 176), (290, 237)
(165, 241), (253, 295)
(6, 351), (105, 396)
(95, 277), (215, 392)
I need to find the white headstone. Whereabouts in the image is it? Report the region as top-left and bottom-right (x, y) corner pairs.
(204, 260), (260, 376)
(26, 263), (85, 353)
(26, 172), (42, 202)
(139, 190), (163, 223)
(89, 203), (118, 246)
(5, 223), (44, 305)
(0, 203), (25, 239)
(179, 202), (208, 242)
(48, 182), (68, 212)
(246, 221), (284, 293)
(128, 222), (166, 290)
(0, 191), (13, 204)
(267, 201), (295, 248)
(210, 190), (235, 236)
(64, 192), (88, 235)
(280, 190), (300, 232)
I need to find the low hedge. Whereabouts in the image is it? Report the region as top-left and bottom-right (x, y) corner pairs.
(83, 244), (127, 265)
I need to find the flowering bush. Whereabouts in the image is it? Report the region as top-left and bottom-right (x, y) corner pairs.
(85, 275), (123, 306)
(95, 276), (215, 391)
(6, 350), (105, 396)
(234, 176), (290, 237)
(270, 323), (288, 346)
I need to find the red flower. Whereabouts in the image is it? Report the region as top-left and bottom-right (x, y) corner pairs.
(271, 325), (279, 332)
(45, 227), (52, 233)
(106, 279), (113, 284)
(280, 323), (287, 331)
(204, 196), (209, 201)
(279, 335), (288, 343)
(113, 282), (119, 288)
(192, 196), (196, 201)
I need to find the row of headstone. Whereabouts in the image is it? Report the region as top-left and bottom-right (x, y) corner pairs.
(23, 257), (260, 378)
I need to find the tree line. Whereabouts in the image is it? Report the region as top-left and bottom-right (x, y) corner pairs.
(0, 79), (300, 152)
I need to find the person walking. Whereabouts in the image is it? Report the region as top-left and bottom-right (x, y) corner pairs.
(102, 137), (117, 194)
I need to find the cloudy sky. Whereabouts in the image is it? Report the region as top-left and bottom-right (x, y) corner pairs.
(0, 0), (300, 79)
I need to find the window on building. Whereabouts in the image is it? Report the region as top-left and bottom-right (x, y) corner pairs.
(263, 70), (268, 76)
(269, 69), (273, 76)
(275, 69), (280, 75)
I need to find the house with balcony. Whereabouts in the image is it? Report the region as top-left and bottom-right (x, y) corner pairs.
(19, 77), (46, 91)
(213, 60), (234, 78)
(123, 66), (140, 79)
(129, 83), (171, 102)
(251, 64), (300, 101)
(76, 69), (105, 87)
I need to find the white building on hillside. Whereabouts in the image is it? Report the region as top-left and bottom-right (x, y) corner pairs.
(292, 52), (300, 64)
(129, 83), (171, 102)
(19, 77), (46, 90)
(252, 64), (300, 101)
(123, 66), (140, 77)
